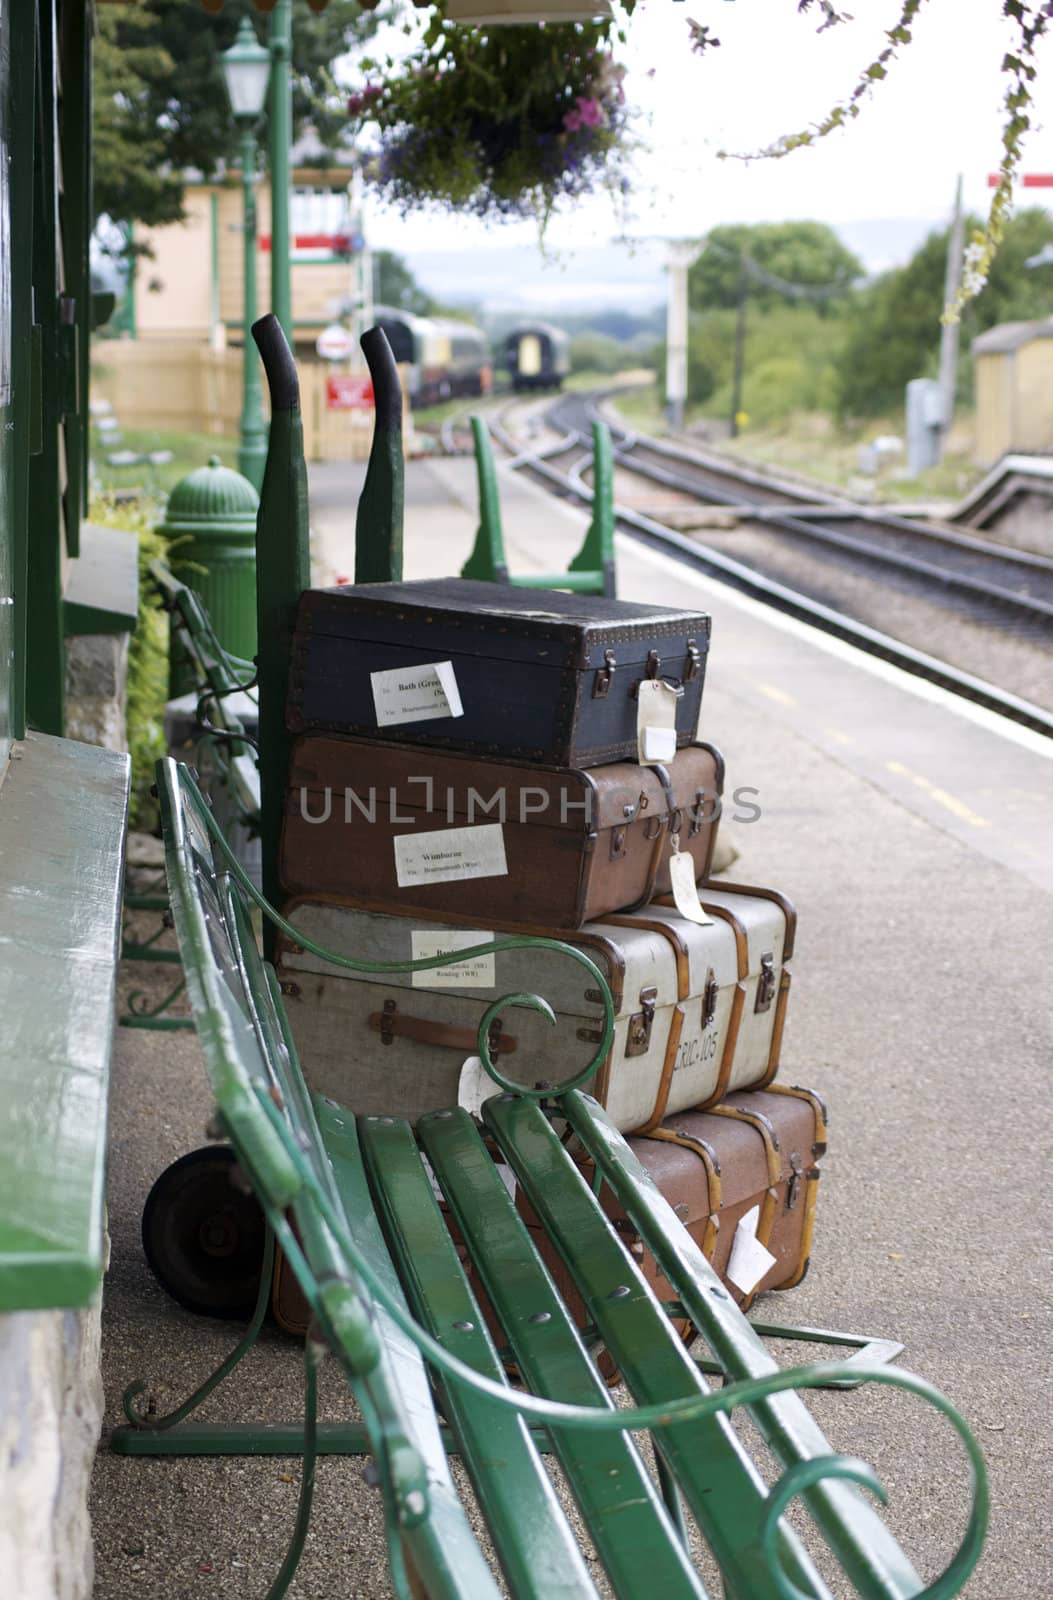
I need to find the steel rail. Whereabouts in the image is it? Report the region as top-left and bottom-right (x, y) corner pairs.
(487, 412), (1053, 740)
(554, 398), (1053, 623)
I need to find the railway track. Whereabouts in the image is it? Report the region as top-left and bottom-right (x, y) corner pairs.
(555, 393), (1053, 629)
(468, 388), (1053, 738)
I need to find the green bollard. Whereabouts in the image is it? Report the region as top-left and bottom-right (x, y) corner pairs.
(461, 416), (510, 584)
(158, 457), (260, 698)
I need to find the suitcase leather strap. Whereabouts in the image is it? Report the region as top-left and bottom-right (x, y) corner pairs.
(602, 913), (692, 1000)
(634, 1002), (686, 1134)
(763, 1081), (829, 1156)
(775, 1167), (821, 1290)
(367, 1006), (517, 1056)
(636, 1125), (723, 1217)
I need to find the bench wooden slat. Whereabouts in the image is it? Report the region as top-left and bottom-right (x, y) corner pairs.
(483, 1094), (834, 1600)
(563, 1091), (927, 1600)
(315, 1099), (505, 1600)
(416, 1106), (709, 1600)
(360, 1112), (605, 1600)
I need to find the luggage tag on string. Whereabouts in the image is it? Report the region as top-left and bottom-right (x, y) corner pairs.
(637, 676), (713, 926)
(636, 677), (681, 765)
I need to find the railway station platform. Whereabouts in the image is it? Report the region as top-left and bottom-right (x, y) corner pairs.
(91, 452), (1053, 1598)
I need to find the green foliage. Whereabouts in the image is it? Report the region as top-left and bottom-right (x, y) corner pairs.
(687, 305), (847, 426)
(88, 496), (169, 831)
(836, 208), (1053, 417)
(93, 10), (185, 235)
(710, 1), (1049, 316)
(93, 0), (376, 233)
(351, 14), (629, 222)
(373, 250), (438, 316)
(569, 332), (639, 375)
(689, 223), (863, 314)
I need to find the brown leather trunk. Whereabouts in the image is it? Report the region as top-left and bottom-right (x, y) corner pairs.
(499, 1085), (826, 1376)
(280, 735), (723, 929)
(271, 1085), (826, 1345)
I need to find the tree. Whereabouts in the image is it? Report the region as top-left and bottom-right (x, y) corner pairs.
(689, 223), (863, 315)
(373, 251), (438, 317)
(835, 208), (1053, 417)
(93, 0), (377, 233)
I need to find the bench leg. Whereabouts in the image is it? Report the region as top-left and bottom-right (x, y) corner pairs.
(120, 976), (194, 1030)
(112, 1231), (324, 1600)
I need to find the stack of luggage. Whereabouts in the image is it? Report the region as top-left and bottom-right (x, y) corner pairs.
(276, 577), (826, 1332)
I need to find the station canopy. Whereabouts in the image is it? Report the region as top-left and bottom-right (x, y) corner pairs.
(199, 1), (612, 18)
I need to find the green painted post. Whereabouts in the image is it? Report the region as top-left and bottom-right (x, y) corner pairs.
(237, 127), (268, 493)
(251, 314), (310, 948)
(460, 415), (509, 584)
(9, 0), (36, 742)
(124, 222), (137, 339)
(210, 192), (221, 347)
(26, 0), (65, 734)
(354, 327), (404, 584)
(268, 0), (293, 343)
(59, 0), (90, 520)
(566, 419), (616, 596)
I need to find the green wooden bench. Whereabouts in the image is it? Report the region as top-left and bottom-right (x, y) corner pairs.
(0, 732), (129, 1309)
(111, 755), (988, 1600)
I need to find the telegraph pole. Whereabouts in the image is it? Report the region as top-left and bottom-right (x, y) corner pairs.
(730, 259), (748, 439)
(665, 240), (704, 431)
(937, 175), (965, 459)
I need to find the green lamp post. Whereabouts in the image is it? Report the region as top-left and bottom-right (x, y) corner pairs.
(268, 0), (293, 342)
(220, 18), (271, 493)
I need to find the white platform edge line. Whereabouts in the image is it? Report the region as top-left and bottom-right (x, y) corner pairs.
(617, 532), (1053, 763)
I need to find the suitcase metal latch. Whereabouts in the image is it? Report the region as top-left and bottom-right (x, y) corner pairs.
(702, 968), (719, 1029)
(690, 788), (710, 835)
(625, 985), (658, 1057)
(593, 649), (616, 698)
(755, 953), (777, 1014)
(684, 639), (702, 682)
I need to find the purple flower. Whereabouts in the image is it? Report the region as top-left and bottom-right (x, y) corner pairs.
(576, 96), (604, 128)
(563, 107), (583, 132)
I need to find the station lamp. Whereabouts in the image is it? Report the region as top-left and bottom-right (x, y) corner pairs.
(220, 18), (271, 122)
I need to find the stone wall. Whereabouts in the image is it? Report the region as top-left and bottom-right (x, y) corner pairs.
(65, 633), (130, 754)
(0, 1300), (104, 1599)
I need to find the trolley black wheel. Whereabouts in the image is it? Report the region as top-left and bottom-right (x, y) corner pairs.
(141, 1145), (267, 1319)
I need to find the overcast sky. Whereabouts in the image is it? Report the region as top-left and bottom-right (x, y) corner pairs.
(345, 0), (1053, 308)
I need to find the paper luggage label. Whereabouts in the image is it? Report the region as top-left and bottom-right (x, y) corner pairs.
(668, 848), (714, 926)
(636, 678), (680, 765)
(411, 929), (496, 989)
(394, 823), (508, 888)
(726, 1204), (777, 1295)
(370, 660), (464, 728)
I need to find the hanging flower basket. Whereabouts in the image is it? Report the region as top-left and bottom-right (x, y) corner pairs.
(347, 10), (630, 222)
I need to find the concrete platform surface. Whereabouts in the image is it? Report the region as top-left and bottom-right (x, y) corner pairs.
(91, 453), (1053, 1598)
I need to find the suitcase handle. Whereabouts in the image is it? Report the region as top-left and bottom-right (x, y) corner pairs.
(368, 1002), (517, 1056)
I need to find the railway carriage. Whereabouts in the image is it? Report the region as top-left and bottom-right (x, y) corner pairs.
(506, 320), (571, 391)
(373, 307), (492, 407)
